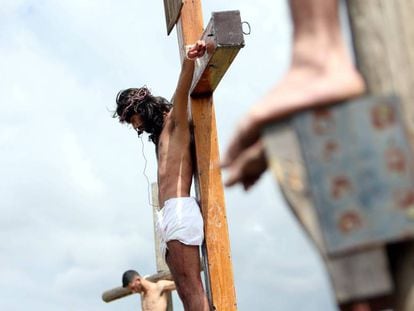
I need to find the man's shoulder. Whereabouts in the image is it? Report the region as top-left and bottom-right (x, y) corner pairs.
(142, 279), (158, 290)
(160, 114), (190, 140)
(160, 112), (176, 134)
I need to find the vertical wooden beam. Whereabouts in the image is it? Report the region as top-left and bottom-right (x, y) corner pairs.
(151, 183), (173, 311)
(347, 1), (414, 309)
(347, 0), (414, 142)
(151, 183), (169, 272)
(191, 97), (237, 310)
(175, 1), (237, 310)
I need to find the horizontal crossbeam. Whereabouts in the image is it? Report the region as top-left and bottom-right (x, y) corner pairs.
(190, 10), (245, 96)
(102, 260), (204, 303)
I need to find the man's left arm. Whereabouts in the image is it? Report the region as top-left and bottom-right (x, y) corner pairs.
(158, 280), (176, 292)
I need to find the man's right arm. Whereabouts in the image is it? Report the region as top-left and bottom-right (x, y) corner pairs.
(171, 41), (206, 129)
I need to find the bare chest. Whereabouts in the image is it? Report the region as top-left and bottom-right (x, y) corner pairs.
(141, 292), (168, 311)
(156, 123), (193, 205)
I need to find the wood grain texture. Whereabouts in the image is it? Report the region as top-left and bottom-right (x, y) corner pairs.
(163, 0), (183, 35)
(190, 11), (244, 96)
(347, 0), (414, 144)
(151, 183), (173, 311)
(263, 124), (393, 303)
(347, 1), (414, 309)
(192, 97), (237, 310)
(264, 0), (414, 305)
(176, 1), (237, 310)
(151, 183), (169, 272)
(292, 96), (414, 255)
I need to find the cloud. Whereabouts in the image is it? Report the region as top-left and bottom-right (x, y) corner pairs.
(60, 131), (105, 196)
(0, 1), (338, 310)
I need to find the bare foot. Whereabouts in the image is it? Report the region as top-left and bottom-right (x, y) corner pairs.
(224, 139), (267, 190)
(222, 53), (366, 181)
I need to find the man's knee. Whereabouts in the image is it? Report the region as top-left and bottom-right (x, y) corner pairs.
(168, 261), (201, 287)
(176, 280), (205, 308)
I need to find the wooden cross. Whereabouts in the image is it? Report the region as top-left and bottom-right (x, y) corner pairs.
(101, 184), (174, 310)
(100, 183), (205, 309)
(102, 2), (243, 309)
(163, 1), (243, 310)
(101, 270), (174, 303)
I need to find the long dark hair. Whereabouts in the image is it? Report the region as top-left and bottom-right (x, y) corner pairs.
(114, 86), (172, 145)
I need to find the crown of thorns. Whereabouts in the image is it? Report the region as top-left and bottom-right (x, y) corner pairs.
(118, 86), (151, 122)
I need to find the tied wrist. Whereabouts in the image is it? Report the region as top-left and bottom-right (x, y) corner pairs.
(185, 44), (197, 61)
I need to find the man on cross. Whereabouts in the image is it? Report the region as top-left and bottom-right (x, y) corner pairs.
(114, 40), (209, 311)
(122, 270), (176, 311)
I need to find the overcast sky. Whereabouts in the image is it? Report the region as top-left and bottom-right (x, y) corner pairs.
(0, 1), (341, 310)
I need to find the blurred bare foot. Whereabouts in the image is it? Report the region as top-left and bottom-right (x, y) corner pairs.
(223, 43), (365, 190)
(222, 0), (366, 189)
(224, 139), (267, 190)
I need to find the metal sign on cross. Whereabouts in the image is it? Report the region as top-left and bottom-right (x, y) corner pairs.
(102, 1), (244, 310)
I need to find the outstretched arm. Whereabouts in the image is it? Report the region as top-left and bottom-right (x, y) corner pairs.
(158, 280), (176, 292)
(171, 40), (206, 128)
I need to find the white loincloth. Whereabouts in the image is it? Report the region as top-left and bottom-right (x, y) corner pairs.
(156, 197), (204, 259)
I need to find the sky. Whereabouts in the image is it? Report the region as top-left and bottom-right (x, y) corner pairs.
(0, 1), (343, 310)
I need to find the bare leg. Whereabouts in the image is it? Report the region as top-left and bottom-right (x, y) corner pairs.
(339, 295), (394, 311)
(339, 302), (372, 311)
(222, 0), (365, 184)
(339, 303), (371, 311)
(166, 241), (209, 311)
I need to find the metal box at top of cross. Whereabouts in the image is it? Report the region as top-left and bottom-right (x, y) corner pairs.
(163, 2), (245, 96)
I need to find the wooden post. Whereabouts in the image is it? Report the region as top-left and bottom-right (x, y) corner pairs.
(172, 1), (238, 309)
(347, 1), (414, 310)
(101, 185), (175, 307)
(104, 3), (241, 309)
(347, 2), (414, 146)
(151, 183), (173, 311)
(151, 183), (169, 271)
(263, 0), (414, 309)
(263, 122), (394, 303)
